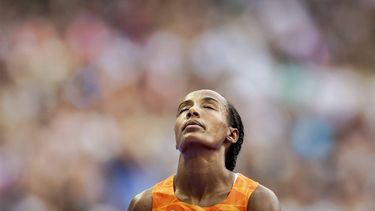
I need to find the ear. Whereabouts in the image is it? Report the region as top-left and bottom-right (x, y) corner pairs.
(226, 127), (239, 144)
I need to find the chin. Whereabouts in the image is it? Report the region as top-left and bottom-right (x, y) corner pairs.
(178, 135), (217, 152)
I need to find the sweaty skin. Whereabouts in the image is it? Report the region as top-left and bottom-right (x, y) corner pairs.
(128, 90), (281, 211)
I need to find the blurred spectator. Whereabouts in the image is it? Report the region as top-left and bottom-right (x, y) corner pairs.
(0, 0), (374, 210)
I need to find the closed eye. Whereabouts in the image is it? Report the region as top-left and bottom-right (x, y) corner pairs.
(203, 105), (215, 110)
(178, 108), (189, 115)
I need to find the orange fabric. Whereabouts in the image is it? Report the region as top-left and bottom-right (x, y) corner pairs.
(152, 174), (258, 211)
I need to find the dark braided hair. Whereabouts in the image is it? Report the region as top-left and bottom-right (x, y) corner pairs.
(225, 103), (244, 171)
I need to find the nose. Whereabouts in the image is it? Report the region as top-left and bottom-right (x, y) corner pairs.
(186, 106), (199, 118)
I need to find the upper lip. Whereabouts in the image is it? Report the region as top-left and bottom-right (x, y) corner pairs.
(182, 119), (205, 131)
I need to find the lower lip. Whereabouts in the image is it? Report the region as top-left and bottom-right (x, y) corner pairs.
(184, 124), (203, 131)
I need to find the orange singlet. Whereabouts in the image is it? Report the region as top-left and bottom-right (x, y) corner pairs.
(152, 173), (258, 211)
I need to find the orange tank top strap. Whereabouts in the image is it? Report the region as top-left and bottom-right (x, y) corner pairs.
(152, 173), (258, 211)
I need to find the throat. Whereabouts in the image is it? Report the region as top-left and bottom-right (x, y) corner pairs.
(174, 159), (237, 206)
(174, 172), (237, 207)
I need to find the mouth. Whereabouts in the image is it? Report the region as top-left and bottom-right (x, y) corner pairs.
(182, 120), (205, 131)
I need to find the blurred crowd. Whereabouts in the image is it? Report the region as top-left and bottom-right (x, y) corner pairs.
(0, 0), (375, 210)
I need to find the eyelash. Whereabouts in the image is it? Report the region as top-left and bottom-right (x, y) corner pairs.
(179, 108), (188, 114)
(178, 105), (215, 115)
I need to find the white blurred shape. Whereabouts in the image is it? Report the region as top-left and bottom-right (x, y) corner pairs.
(13, 195), (47, 211)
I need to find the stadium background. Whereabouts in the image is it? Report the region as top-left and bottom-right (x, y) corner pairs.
(0, 0), (374, 210)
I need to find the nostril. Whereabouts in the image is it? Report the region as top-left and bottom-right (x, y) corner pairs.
(186, 107), (199, 118)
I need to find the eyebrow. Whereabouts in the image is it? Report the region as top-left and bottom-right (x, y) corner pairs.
(177, 97), (220, 111)
(201, 97), (220, 104)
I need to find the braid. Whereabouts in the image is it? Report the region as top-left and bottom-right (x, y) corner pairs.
(225, 103), (244, 171)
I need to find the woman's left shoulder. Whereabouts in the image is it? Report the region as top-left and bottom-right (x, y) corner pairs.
(247, 184), (281, 211)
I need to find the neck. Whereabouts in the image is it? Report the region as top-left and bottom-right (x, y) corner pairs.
(174, 146), (235, 205)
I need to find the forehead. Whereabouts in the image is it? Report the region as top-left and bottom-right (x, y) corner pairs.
(181, 90), (227, 105)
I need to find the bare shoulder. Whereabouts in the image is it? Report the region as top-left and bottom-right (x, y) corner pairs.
(247, 184), (281, 211)
(127, 188), (152, 211)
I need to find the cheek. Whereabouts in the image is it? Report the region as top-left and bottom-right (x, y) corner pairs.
(214, 115), (229, 129)
(174, 119), (183, 137)
(174, 124), (179, 139)
(209, 120), (229, 137)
